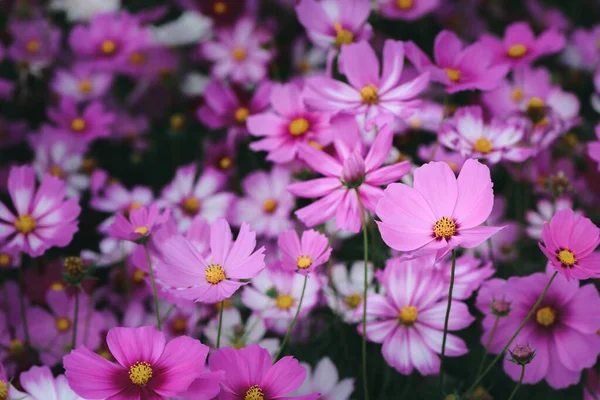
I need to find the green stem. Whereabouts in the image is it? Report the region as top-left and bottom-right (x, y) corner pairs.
(475, 315), (500, 379)
(18, 265), (31, 347)
(216, 300), (225, 348)
(507, 364), (525, 400)
(466, 271), (558, 395)
(143, 244), (162, 331)
(71, 287), (79, 349)
(274, 274), (308, 361)
(439, 249), (457, 391)
(355, 189), (370, 400)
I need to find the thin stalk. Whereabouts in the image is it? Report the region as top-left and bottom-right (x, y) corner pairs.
(143, 244), (162, 331)
(18, 265), (31, 347)
(466, 271), (558, 395)
(216, 300), (225, 348)
(71, 287), (79, 349)
(439, 249), (457, 390)
(355, 189), (370, 400)
(507, 364), (525, 400)
(274, 275), (308, 361)
(475, 315), (500, 379)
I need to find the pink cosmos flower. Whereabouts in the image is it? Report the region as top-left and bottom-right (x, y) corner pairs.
(394, 100), (444, 135)
(538, 208), (600, 280)
(376, 159), (503, 259)
(204, 140), (238, 176)
(111, 111), (150, 151)
(0, 166), (81, 257)
(481, 272), (600, 389)
(233, 166), (295, 238)
(296, 0), (372, 50)
(64, 326), (214, 399)
(69, 12), (152, 72)
(439, 106), (534, 164)
(160, 164), (234, 231)
(417, 143), (467, 172)
(377, 0), (440, 21)
(325, 261), (375, 323)
(585, 369), (600, 400)
(480, 21), (566, 68)
(51, 65), (113, 103)
(288, 120), (411, 233)
(7, 19), (61, 69)
(202, 17), (272, 83)
(589, 124), (600, 172)
(91, 182), (154, 233)
(0, 245), (20, 269)
(278, 229), (332, 275)
(47, 98), (115, 144)
(434, 253), (494, 300)
(292, 357), (354, 400)
(405, 30), (509, 93)
(155, 219), (265, 303)
(209, 344), (318, 400)
(570, 26), (600, 69)
(291, 37), (327, 77)
(110, 203), (170, 242)
(304, 40), (430, 129)
(8, 366), (83, 400)
(363, 256), (474, 375)
(247, 83), (332, 163)
(526, 197), (575, 240)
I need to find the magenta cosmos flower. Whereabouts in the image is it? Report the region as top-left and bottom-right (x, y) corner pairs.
(377, 0), (440, 21)
(47, 98), (115, 144)
(304, 40), (429, 128)
(110, 203), (170, 243)
(439, 106), (534, 164)
(363, 256), (474, 375)
(480, 21), (566, 68)
(405, 30), (509, 94)
(278, 229), (332, 275)
(64, 326), (214, 399)
(202, 17), (272, 84)
(51, 65), (113, 103)
(295, 0), (372, 49)
(7, 19), (61, 69)
(247, 83), (332, 163)
(289, 120), (411, 233)
(8, 366), (83, 400)
(376, 159), (503, 259)
(480, 272), (600, 389)
(209, 344), (318, 400)
(0, 166), (80, 257)
(538, 208), (600, 280)
(155, 218), (265, 303)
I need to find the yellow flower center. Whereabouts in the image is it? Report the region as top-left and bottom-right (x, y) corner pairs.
(26, 39), (40, 54)
(0, 253), (11, 266)
(182, 196), (200, 215)
(308, 140), (323, 150)
(214, 298), (232, 312)
(133, 269), (147, 284)
(562, 133), (578, 149)
(219, 156), (232, 170)
(245, 385), (265, 400)
(9, 339), (24, 356)
(334, 22), (354, 46)
(289, 117), (310, 136)
(507, 44), (527, 58)
(79, 79), (93, 94)
(71, 117), (86, 132)
(527, 96), (545, 110)
(263, 199), (278, 213)
(15, 215), (36, 234)
(445, 68), (461, 82)
(129, 361), (153, 386)
(396, 0), (414, 9)
(213, 1), (227, 14)
(134, 226), (149, 235)
(231, 47), (247, 62)
(128, 52), (146, 65)
(527, 97), (548, 125)
(296, 255), (312, 269)
(344, 293), (362, 309)
(511, 88), (524, 102)
(235, 107), (250, 123)
(557, 249), (577, 266)
(446, 161), (459, 172)
(536, 306), (556, 327)
(360, 84), (379, 105)
(205, 264), (226, 284)
(276, 294), (294, 310)
(101, 39), (117, 56)
(473, 137), (493, 154)
(171, 317), (187, 334)
(410, 119), (422, 129)
(0, 380), (7, 400)
(64, 256), (85, 277)
(433, 217), (456, 240)
(50, 281), (65, 291)
(398, 305), (418, 326)
(49, 165), (64, 179)
(56, 317), (71, 332)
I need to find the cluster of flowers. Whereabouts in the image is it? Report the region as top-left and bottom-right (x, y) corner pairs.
(0, 0), (599, 399)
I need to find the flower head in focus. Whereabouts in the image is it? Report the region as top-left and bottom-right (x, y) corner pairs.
(278, 229), (332, 275)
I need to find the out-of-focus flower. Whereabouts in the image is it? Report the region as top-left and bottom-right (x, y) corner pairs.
(50, 0), (121, 22)
(151, 11), (213, 47)
(0, 46), (15, 100)
(278, 229), (332, 275)
(526, 197), (575, 240)
(293, 357), (355, 400)
(8, 366), (83, 400)
(7, 19), (61, 70)
(377, 0), (440, 21)
(589, 124), (600, 172)
(51, 65), (113, 103)
(47, 98), (115, 144)
(0, 118), (27, 149)
(292, 37), (328, 77)
(435, 253), (494, 300)
(325, 261), (375, 323)
(570, 26), (600, 70)
(110, 203), (170, 243)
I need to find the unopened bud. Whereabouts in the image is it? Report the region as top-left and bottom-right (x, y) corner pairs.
(509, 343), (535, 365)
(63, 256), (87, 284)
(490, 298), (511, 317)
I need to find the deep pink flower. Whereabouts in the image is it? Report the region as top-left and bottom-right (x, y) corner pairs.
(91, 182), (154, 234)
(247, 83), (332, 163)
(288, 120), (411, 233)
(362, 256), (474, 375)
(8, 366), (83, 400)
(405, 30), (509, 93)
(64, 326), (213, 399)
(538, 208), (600, 280)
(304, 40), (429, 129)
(209, 344), (318, 400)
(376, 159), (503, 260)
(155, 218), (265, 303)
(278, 229), (332, 275)
(480, 21), (566, 68)
(377, 0), (440, 21)
(110, 203), (170, 242)
(51, 65), (113, 103)
(7, 19), (61, 69)
(0, 166), (80, 257)
(295, 0), (372, 49)
(47, 98), (115, 144)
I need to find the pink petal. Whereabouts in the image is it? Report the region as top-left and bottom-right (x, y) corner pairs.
(379, 40), (405, 94)
(340, 41), (380, 89)
(366, 161), (411, 186)
(107, 326), (166, 368)
(8, 165), (36, 216)
(413, 161), (458, 219)
(452, 159), (494, 229)
(261, 356), (306, 397)
(287, 178), (342, 198)
(210, 219), (233, 266)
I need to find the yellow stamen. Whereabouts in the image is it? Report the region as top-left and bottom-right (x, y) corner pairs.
(15, 215), (36, 234)
(213, 1), (227, 14)
(128, 52), (146, 65)
(527, 96), (545, 110)
(71, 117), (86, 132)
(50, 281), (65, 291)
(445, 68), (461, 82)
(134, 226), (149, 235)
(0, 253), (11, 266)
(308, 140), (323, 150)
(218, 157), (232, 170)
(49, 165), (64, 179)
(536, 306), (556, 327)
(171, 317), (187, 334)
(132, 269), (147, 284)
(289, 117), (310, 136)
(170, 113), (185, 130)
(26, 39), (40, 54)
(234, 107), (250, 123)
(56, 317), (71, 332)
(231, 47), (247, 62)
(182, 196), (200, 215)
(360, 84), (379, 105)
(245, 385), (265, 400)
(100, 39), (117, 56)
(473, 137), (493, 154)
(263, 199), (277, 213)
(276, 294), (294, 310)
(507, 44), (527, 58)
(79, 79), (93, 94)
(0, 380), (7, 400)
(410, 119), (422, 129)
(396, 0), (414, 9)
(344, 293), (362, 309)
(9, 339), (24, 356)
(129, 361), (153, 386)
(557, 249), (577, 266)
(433, 217), (456, 240)
(205, 264), (226, 284)
(511, 88), (524, 102)
(296, 255), (312, 269)
(398, 305), (418, 326)
(334, 22), (354, 46)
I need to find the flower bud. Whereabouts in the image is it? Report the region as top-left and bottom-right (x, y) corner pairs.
(490, 298), (511, 317)
(63, 256), (87, 285)
(341, 151), (366, 188)
(509, 343), (536, 365)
